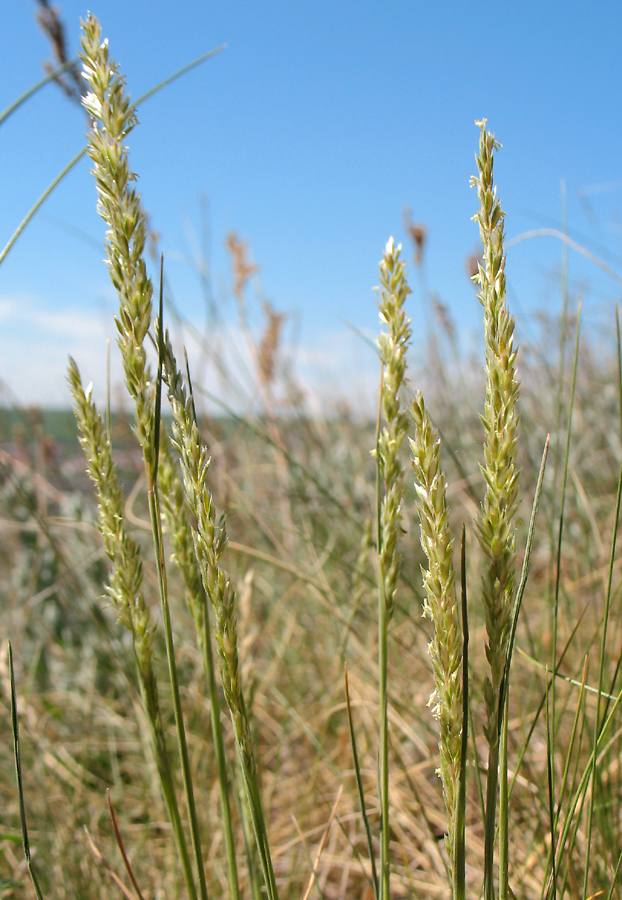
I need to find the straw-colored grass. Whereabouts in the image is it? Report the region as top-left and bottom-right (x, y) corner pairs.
(2, 14), (622, 900)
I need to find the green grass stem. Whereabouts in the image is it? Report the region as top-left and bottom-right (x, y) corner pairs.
(345, 664), (379, 900)
(67, 361), (199, 900)
(0, 145), (86, 268)
(156, 277), (240, 900)
(8, 641), (46, 900)
(148, 327), (209, 900)
(373, 238), (412, 900)
(456, 526), (469, 900)
(551, 299), (582, 657)
(498, 435), (550, 899)
(160, 330), (279, 900)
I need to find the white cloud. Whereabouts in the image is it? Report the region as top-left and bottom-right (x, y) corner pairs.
(0, 294), (117, 407)
(0, 299), (18, 322)
(293, 326), (380, 416)
(0, 294), (382, 413)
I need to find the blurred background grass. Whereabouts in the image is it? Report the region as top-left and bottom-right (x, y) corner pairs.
(2, 263), (622, 897)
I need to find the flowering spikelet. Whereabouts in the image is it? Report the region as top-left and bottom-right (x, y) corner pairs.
(156, 330), (285, 899)
(67, 359), (158, 716)
(158, 436), (206, 642)
(80, 13), (156, 473)
(409, 391), (462, 870)
(471, 120), (520, 748)
(375, 237), (412, 619)
(158, 329), (254, 778)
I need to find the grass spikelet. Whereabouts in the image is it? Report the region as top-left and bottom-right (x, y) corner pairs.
(471, 120), (520, 746)
(158, 330), (279, 900)
(76, 18), (208, 900)
(67, 360), (154, 681)
(66, 359), (196, 897)
(470, 118), (521, 899)
(375, 237), (412, 622)
(80, 13), (155, 469)
(158, 436), (207, 641)
(409, 390), (463, 892)
(373, 237), (412, 900)
(158, 432), (241, 900)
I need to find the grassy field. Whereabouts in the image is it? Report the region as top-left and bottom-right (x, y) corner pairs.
(2, 14), (622, 900)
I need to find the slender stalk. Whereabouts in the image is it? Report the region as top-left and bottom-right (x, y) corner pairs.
(470, 119), (520, 900)
(158, 390), (240, 900)
(544, 678), (558, 900)
(130, 44), (225, 109)
(0, 57), (80, 126)
(456, 528), (469, 900)
(151, 263), (210, 900)
(483, 742), (500, 897)
(160, 448), (241, 900)
(345, 665), (379, 900)
(552, 300), (581, 688)
(147, 479), (209, 900)
(67, 361), (198, 900)
(159, 330), (279, 900)
(0, 146), (86, 267)
(373, 238), (412, 899)
(377, 567), (390, 900)
(546, 182), (569, 824)
(376, 365), (391, 900)
(107, 791), (147, 900)
(541, 659), (589, 900)
(75, 19), (211, 896)
(498, 435), (550, 900)
(8, 642), (46, 900)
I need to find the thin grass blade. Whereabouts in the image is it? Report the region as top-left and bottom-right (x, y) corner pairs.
(0, 57), (80, 126)
(8, 641), (45, 900)
(455, 525), (468, 900)
(345, 664), (379, 900)
(0, 46), (225, 267)
(107, 790), (147, 900)
(498, 434), (550, 899)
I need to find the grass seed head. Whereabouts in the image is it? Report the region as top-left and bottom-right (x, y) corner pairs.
(471, 119), (521, 746)
(409, 389), (462, 870)
(375, 238), (412, 620)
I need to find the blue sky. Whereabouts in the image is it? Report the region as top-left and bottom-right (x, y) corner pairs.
(1, 1), (621, 408)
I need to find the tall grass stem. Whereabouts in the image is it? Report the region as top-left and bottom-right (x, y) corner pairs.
(373, 238), (412, 899)
(8, 641), (46, 900)
(470, 119), (521, 899)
